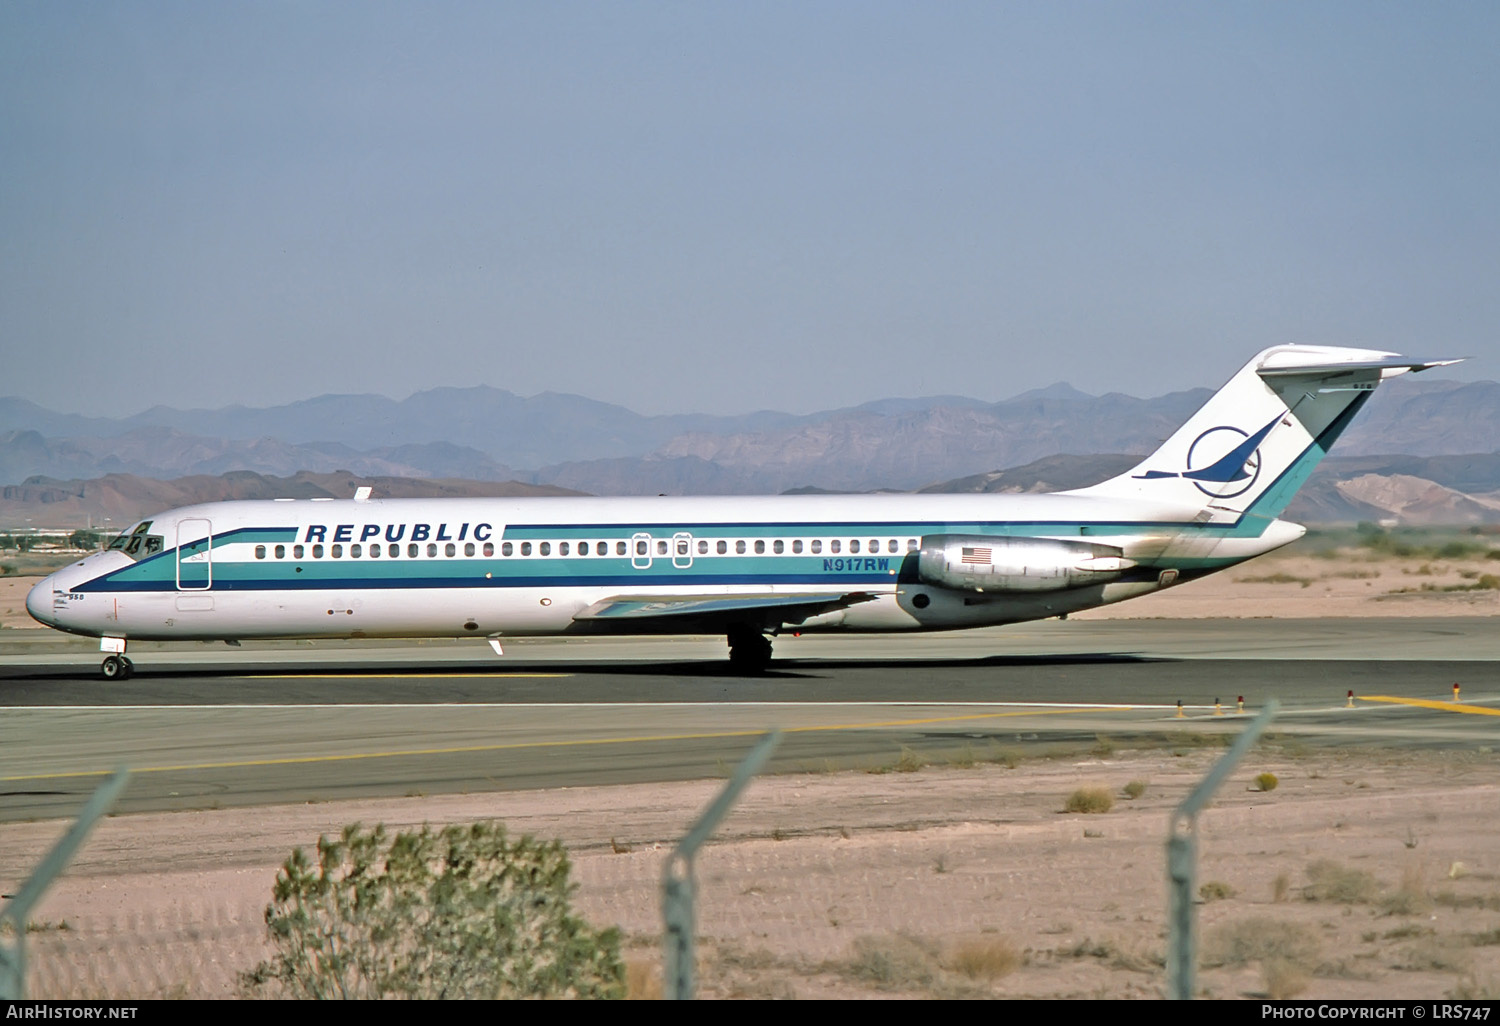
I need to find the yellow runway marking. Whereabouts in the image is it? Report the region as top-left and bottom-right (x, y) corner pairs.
(0, 706), (1119, 783)
(240, 672), (572, 679)
(1359, 695), (1500, 717)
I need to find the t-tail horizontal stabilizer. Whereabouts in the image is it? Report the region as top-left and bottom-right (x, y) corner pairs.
(1061, 345), (1465, 520)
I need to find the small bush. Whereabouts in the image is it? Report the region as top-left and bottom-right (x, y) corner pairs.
(895, 747), (925, 773)
(840, 934), (939, 990)
(1123, 780), (1147, 800)
(241, 821), (625, 999)
(1064, 788), (1113, 814)
(946, 938), (1021, 980)
(1200, 880), (1237, 902)
(1381, 863), (1432, 916)
(1255, 772), (1279, 792)
(1304, 860), (1381, 905)
(1204, 917), (1320, 970)
(1264, 957), (1310, 999)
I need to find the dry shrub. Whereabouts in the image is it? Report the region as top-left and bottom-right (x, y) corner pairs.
(626, 960), (662, 1000)
(1264, 957), (1310, 999)
(1304, 860), (1381, 904)
(1396, 938), (1472, 974)
(1064, 937), (1162, 973)
(1255, 772), (1279, 792)
(1199, 880), (1237, 902)
(1203, 917), (1320, 970)
(1272, 873), (1291, 903)
(1064, 787), (1114, 814)
(946, 938), (1021, 980)
(1123, 780), (1147, 800)
(1380, 863), (1432, 916)
(895, 748), (925, 773)
(841, 934), (939, 991)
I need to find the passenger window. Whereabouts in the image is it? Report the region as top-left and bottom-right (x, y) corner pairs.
(351, 544), (362, 557)
(388, 544), (398, 557)
(483, 542), (494, 556)
(502, 542), (513, 556)
(465, 542), (475, 556)
(520, 542), (532, 556)
(869, 539), (879, 552)
(736, 540), (747, 554)
(773, 540), (784, 554)
(636, 540), (647, 556)
(539, 542), (551, 556)
(274, 544), (286, 559)
(312, 544), (324, 558)
(656, 540), (668, 555)
(409, 543), (419, 558)
(255, 545), (266, 560)
(907, 538), (918, 551)
(717, 540), (727, 554)
(677, 539), (688, 555)
(830, 540), (841, 554)
(293, 544), (304, 559)
(429, 543), (439, 557)
(369, 544), (380, 558)
(754, 540), (765, 554)
(697, 540), (708, 554)
(850, 540), (860, 554)
(331, 544), (342, 558)
(559, 542), (570, 556)
(792, 540), (802, 554)
(578, 541), (589, 556)
(447, 543), (457, 557)
(811, 539), (822, 554)
(888, 539), (898, 553)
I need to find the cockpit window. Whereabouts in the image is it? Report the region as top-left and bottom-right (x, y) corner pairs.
(108, 521), (164, 561)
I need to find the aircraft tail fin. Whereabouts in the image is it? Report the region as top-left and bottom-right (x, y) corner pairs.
(1061, 345), (1463, 519)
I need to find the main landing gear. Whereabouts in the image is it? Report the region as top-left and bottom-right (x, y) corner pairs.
(726, 625), (773, 674)
(101, 655), (134, 680)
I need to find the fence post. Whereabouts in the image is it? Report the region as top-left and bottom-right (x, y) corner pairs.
(662, 730), (781, 1000)
(0, 768), (130, 999)
(1166, 703), (1277, 1000)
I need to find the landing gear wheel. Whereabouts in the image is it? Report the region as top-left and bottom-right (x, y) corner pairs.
(726, 627), (773, 674)
(100, 655), (133, 680)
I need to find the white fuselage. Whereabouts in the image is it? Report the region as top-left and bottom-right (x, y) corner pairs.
(26, 491), (1302, 644)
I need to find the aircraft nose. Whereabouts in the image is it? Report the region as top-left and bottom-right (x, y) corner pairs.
(25, 574), (58, 627)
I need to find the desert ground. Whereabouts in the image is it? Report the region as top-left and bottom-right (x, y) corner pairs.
(2, 537), (1498, 1000)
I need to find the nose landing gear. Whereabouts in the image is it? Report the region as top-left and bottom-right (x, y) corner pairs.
(101, 655), (134, 680)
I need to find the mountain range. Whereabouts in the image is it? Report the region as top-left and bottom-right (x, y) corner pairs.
(2, 374), (1497, 525)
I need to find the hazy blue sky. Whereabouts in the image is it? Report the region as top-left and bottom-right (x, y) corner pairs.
(3, 2), (1497, 418)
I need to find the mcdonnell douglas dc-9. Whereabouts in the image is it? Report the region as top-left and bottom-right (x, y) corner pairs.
(27, 345), (1458, 679)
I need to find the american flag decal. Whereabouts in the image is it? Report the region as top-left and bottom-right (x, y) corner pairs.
(960, 546), (992, 565)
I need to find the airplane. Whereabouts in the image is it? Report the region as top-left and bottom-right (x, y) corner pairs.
(26, 344), (1460, 680)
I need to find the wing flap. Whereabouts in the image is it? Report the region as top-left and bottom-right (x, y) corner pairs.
(575, 591), (877, 629)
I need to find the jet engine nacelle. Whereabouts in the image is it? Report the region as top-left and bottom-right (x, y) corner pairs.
(916, 534), (1137, 594)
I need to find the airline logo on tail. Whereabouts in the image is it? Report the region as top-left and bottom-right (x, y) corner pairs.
(1132, 414), (1282, 498)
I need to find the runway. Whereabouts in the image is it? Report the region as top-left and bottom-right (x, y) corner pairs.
(1, 618), (1496, 821)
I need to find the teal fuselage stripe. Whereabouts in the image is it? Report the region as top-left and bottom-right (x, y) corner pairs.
(73, 516), (1252, 595)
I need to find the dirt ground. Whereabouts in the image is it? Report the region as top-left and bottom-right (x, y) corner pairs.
(3, 743), (1498, 1000)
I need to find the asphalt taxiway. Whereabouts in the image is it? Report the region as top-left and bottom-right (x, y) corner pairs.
(0, 618), (1495, 820)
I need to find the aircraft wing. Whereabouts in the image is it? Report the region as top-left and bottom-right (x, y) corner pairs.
(574, 591), (877, 633)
